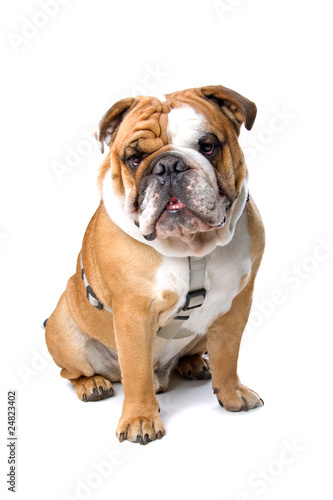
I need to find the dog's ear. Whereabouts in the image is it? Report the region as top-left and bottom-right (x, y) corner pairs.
(98, 97), (135, 153)
(200, 85), (257, 132)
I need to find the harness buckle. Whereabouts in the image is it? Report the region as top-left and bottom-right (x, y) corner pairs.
(182, 288), (206, 311)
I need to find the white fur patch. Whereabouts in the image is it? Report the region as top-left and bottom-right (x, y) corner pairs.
(152, 210), (251, 365)
(102, 172), (143, 241)
(185, 210), (251, 333)
(153, 255), (196, 365)
(155, 256), (189, 325)
(167, 105), (206, 147)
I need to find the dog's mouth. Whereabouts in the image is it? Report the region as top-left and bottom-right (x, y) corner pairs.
(165, 196), (186, 212)
(164, 196), (226, 226)
(135, 162), (231, 242)
(139, 195), (229, 241)
(164, 196), (227, 226)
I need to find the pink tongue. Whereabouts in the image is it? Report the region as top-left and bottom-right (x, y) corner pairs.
(167, 197), (185, 210)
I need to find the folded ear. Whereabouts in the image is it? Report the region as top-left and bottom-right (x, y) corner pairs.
(200, 85), (257, 132)
(98, 97), (135, 153)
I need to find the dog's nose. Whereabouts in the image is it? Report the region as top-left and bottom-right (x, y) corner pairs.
(152, 155), (188, 182)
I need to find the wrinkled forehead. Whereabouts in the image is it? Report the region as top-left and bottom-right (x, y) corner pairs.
(165, 89), (233, 145)
(118, 95), (219, 152)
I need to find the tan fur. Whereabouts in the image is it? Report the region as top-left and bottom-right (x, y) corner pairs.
(207, 199), (265, 411)
(45, 85), (264, 445)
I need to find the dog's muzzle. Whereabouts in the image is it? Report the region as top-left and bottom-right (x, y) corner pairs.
(137, 151), (229, 241)
(151, 154), (189, 185)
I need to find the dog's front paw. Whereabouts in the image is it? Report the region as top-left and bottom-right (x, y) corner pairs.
(214, 384), (264, 412)
(116, 414), (165, 445)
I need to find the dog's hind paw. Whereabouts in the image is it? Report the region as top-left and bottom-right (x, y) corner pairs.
(176, 354), (211, 380)
(72, 375), (114, 402)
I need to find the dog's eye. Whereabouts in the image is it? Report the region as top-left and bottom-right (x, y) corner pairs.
(128, 154), (142, 168)
(200, 143), (215, 155)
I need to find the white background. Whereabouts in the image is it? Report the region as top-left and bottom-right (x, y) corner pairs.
(1, 1), (332, 499)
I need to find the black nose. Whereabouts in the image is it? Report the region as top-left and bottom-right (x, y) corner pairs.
(152, 155), (188, 183)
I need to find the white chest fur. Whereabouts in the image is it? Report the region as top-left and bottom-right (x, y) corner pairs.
(153, 210), (251, 364)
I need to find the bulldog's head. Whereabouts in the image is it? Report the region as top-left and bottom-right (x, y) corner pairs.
(98, 85), (256, 256)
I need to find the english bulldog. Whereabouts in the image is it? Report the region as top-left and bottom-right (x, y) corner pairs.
(45, 85), (265, 445)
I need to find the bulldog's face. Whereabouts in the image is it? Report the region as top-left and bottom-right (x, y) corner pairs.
(98, 86), (256, 256)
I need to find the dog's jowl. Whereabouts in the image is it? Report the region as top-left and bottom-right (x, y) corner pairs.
(45, 85), (265, 445)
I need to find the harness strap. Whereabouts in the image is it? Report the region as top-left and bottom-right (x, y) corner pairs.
(156, 256), (206, 340)
(80, 253), (207, 337)
(80, 254), (113, 313)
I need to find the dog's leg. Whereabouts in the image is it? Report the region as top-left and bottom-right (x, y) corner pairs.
(45, 293), (116, 402)
(113, 310), (165, 444)
(207, 279), (263, 412)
